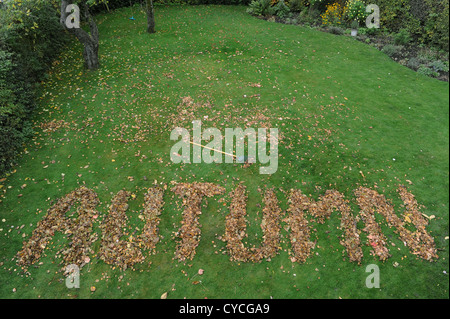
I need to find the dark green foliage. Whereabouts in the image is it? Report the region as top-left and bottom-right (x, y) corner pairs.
(0, 0), (68, 175)
(406, 57), (422, 70)
(310, 0), (336, 12)
(417, 65), (440, 77)
(246, 0), (271, 16)
(0, 50), (28, 173)
(369, 0), (449, 51)
(274, 0), (290, 18)
(246, 0), (291, 18)
(381, 44), (403, 57)
(289, 0), (304, 13)
(328, 25), (344, 35)
(423, 1), (449, 51)
(429, 59), (449, 72)
(394, 29), (412, 46)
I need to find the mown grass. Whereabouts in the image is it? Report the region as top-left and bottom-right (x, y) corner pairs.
(0, 5), (448, 299)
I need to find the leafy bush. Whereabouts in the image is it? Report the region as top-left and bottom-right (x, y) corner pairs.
(0, 0), (68, 175)
(247, 0), (272, 16)
(0, 50), (27, 173)
(369, 0), (412, 32)
(369, 0), (449, 51)
(417, 65), (439, 77)
(328, 25), (344, 35)
(309, 0), (337, 13)
(394, 29), (412, 46)
(274, 0), (291, 19)
(365, 26), (380, 36)
(350, 19), (359, 29)
(344, 0), (367, 24)
(289, 0), (305, 12)
(423, 0), (449, 51)
(297, 6), (321, 24)
(381, 44), (403, 57)
(429, 59), (449, 72)
(321, 2), (345, 26)
(407, 57), (422, 70)
(285, 16), (299, 24)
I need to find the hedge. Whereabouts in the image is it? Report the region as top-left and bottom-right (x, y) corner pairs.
(0, 0), (68, 174)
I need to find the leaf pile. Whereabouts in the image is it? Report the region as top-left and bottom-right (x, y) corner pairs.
(355, 188), (391, 261)
(138, 187), (165, 253)
(283, 190), (315, 263)
(223, 184), (283, 263)
(16, 187), (99, 270)
(98, 187), (165, 270)
(98, 190), (144, 270)
(172, 183), (225, 262)
(223, 183), (250, 262)
(39, 119), (70, 133)
(308, 190), (363, 264)
(355, 186), (438, 261)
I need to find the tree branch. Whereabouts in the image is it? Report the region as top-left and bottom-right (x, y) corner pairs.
(60, 0), (98, 46)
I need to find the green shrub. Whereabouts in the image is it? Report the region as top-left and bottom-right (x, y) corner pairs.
(381, 44), (403, 57)
(344, 0), (367, 24)
(350, 19), (359, 29)
(407, 57), (422, 70)
(247, 0), (272, 16)
(423, 0), (449, 51)
(0, 0), (67, 175)
(394, 29), (412, 46)
(429, 59), (450, 72)
(369, 0), (412, 32)
(274, 0), (291, 19)
(369, 0), (449, 52)
(328, 26), (344, 35)
(410, 0), (432, 23)
(0, 50), (26, 173)
(365, 27), (380, 36)
(309, 0), (336, 13)
(417, 65), (439, 77)
(289, 0), (305, 13)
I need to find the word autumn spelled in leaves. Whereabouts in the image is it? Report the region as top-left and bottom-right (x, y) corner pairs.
(16, 183), (438, 271)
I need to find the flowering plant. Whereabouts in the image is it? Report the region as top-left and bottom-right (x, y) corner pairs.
(321, 2), (346, 26)
(344, 0), (367, 23)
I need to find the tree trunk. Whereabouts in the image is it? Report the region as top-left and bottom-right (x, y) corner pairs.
(60, 0), (100, 70)
(145, 0), (155, 34)
(82, 40), (100, 70)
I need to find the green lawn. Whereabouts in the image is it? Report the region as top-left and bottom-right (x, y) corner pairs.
(0, 5), (448, 299)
